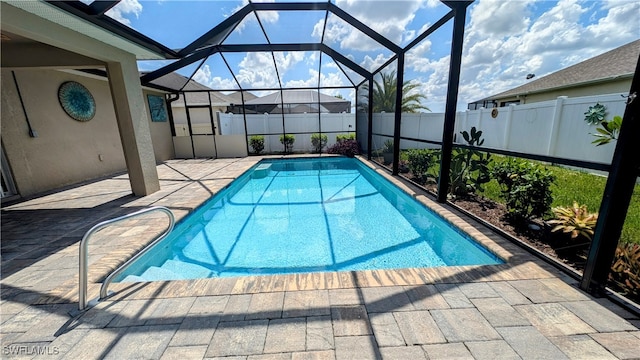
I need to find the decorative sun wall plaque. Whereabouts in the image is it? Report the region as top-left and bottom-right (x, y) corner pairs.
(147, 94), (168, 122)
(58, 81), (96, 122)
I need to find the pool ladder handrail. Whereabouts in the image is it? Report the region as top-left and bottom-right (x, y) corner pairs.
(77, 206), (175, 312)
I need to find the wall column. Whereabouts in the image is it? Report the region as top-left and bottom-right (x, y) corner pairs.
(107, 59), (160, 196)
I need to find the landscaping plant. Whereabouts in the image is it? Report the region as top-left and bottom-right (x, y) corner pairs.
(249, 135), (265, 154)
(279, 134), (295, 153)
(448, 127), (491, 197)
(609, 243), (640, 302)
(548, 202), (598, 240)
(311, 133), (328, 153)
(327, 139), (360, 157)
(592, 115), (622, 146)
(336, 133), (355, 142)
(491, 157), (555, 224)
(584, 102), (623, 146)
(405, 148), (438, 185)
(381, 139), (394, 164)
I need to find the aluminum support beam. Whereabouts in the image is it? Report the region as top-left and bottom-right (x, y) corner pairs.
(437, 2), (470, 202)
(580, 56), (640, 294)
(392, 54), (405, 175)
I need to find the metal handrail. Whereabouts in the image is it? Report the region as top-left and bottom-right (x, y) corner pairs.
(78, 206), (175, 311)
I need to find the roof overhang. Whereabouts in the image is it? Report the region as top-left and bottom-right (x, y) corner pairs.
(2, 1), (175, 61)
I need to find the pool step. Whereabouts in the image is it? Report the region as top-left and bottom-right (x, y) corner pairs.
(140, 266), (184, 280)
(120, 274), (146, 282)
(160, 259), (212, 278)
(252, 163), (271, 179)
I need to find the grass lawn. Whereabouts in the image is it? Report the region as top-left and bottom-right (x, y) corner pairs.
(480, 157), (640, 245)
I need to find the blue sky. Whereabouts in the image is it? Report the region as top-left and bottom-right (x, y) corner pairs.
(105, 0), (640, 111)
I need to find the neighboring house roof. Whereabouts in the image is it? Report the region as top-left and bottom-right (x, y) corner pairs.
(139, 72), (234, 107)
(145, 71), (212, 92)
(481, 39), (640, 101)
(176, 91), (234, 107)
(244, 90), (349, 105)
(226, 91), (258, 104)
(242, 90), (351, 114)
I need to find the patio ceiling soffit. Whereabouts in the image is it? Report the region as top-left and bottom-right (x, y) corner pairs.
(44, 0), (179, 59)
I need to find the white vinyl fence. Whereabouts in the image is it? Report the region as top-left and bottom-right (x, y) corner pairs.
(171, 92), (626, 164)
(372, 93), (627, 166)
(171, 110), (356, 156)
(228, 113), (355, 153)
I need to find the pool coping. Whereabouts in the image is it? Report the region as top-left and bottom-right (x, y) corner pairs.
(33, 155), (558, 306)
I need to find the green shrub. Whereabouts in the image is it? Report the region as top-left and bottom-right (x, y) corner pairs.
(311, 133), (328, 153)
(326, 139), (360, 157)
(406, 149), (438, 185)
(382, 139), (394, 153)
(592, 115), (622, 146)
(249, 135), (264, 154)
(279, 134), (295, 153)
(336, 133), (355, 142)
(449, 127), (491, 197)
(491, 158), (555, 223)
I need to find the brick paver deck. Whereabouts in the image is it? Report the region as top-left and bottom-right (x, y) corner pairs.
(1, 157), (639, 359)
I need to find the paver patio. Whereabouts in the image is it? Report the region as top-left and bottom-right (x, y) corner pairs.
(1, 157), (639, 359)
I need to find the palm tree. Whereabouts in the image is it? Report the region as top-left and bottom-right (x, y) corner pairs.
(365, 71), (430, 113)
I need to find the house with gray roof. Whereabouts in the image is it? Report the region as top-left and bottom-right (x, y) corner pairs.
(230, 90), (351, 114)
(469, 39), (640, 109)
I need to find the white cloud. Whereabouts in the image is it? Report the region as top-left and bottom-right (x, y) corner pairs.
(174, 0), (640, 112)
(335, 0), (424, 43)
(235, 52), (281, 88)
(402, 55), (451, 112)
(284, 69), (347, 92)
(467, 0), (533, 38)
(314, 16), (384, 51)
(444, 0), (640, 110)
(195, 52), (310, 90)
(587, 0), (640, 43)
(232, 0), (279, 32)
(273, 52), (306, 71)
(361, 53), (391, 72)
(193, 65), (237, 89)
(106, 0), (142, 26)
(315, 0), (431, 51)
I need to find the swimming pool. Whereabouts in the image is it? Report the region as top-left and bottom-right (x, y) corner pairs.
(117, 157), (502, 282)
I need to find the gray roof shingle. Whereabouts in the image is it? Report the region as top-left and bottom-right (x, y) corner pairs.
(244, 90), (349, 105)
(483, 39), (640, 101)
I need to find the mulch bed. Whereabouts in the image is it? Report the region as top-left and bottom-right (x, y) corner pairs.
(450, 195), (589, 272)
(393, 165), (637, 305)
(394, 166), (590, 272)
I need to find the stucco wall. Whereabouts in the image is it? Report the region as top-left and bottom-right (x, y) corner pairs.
(1, 69), (173, 197)
(143, 89), (174, 161)
(493, 78), (632, 106)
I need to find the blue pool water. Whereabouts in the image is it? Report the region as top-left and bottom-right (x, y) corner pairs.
(117, 157), (502, 282)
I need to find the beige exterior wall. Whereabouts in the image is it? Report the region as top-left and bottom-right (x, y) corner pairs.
(522, 79), (632, 104)
(171, 105), (227, 136)
(1, 69), (173, 197)
(143, 89), (175, 161)
(493, 78), (632, 106)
